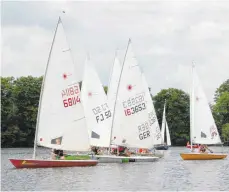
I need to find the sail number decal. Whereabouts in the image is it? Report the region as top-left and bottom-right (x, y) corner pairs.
(62, 83), (81, 108)
(123, 93), (146, 116)
(148, 111), (161, 140)
(92, 103), (112, 123)
(138, 121), (151, 140)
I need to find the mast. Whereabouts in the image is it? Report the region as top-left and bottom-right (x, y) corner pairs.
(190, 62), (195, 151)
(32, 17), (61, 159)
(108, 39), (131, 153)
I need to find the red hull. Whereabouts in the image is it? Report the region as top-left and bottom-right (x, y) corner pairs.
(9, 158), (98, 169)
(186, 144), (199, 149)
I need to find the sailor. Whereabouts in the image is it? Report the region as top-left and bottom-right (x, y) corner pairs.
(199, 144), (207, 153)
(117, 139), (131, 157)
(51, 138), (65, 160)
(91, 146), (100, 155)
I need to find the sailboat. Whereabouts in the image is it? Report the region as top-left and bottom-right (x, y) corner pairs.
(81, 57), (112, 148)
(155, 101), (171, 150)
(180, 64), (227, 160)
(131, 72), (164, 158)
(9, 17), (98, 168)
(95, 39), (159, 163)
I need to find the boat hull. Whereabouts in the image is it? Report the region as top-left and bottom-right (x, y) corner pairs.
(180, 153), (227, 160)
(94, 155), (159, 163)
(134, 153), (164, 158)
(9, 158), (98, 169)
(186, 144), (199, 149)
(155, 145), (169, 150)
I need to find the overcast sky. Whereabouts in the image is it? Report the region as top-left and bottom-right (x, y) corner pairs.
(2, 1), (229, 102)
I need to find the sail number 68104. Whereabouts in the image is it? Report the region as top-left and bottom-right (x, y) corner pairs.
(63, 96), (80, 108)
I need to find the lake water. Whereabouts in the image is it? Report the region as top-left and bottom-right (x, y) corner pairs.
(1, 147), (229, 191)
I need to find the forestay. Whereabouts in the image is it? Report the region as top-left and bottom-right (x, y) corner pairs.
(111, 40), (154, 149)
(36, 19), (90, 151)
(191, 65), (221, 144)
(141, 73), (162, 146)
(81, 58), (112, 147)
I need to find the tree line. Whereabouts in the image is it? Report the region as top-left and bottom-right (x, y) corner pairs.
(1, 76), (229, 147)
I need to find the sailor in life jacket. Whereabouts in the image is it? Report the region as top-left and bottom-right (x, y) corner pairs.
(51, 138), (65, 160)
(199, 144), (207, 153)
(117, 139), (131, 156)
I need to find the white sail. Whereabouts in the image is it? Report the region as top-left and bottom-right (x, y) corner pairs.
(191, 65), (221, 144)
(161, 103), (166, 144)
(36, 18), (90, 151)
(81, 58), (112, 147)
(141, 73), (162, 145)
(111, 40), (154, 149)
(107, 55), (121, 113)
(165, 120), (171, 146)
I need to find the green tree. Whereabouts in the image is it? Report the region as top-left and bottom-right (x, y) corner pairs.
(214, 79), (229, 102)
(213, 91), (229, 137)
(222, 123), (229, 144)
(212, 79), (229, 139)
(1, 77), (17, 144)
(1, 76), (43, 147)
(13, 76), (43, 147)
(153, 88), (190, 146)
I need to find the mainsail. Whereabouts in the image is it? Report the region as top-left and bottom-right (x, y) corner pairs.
(165, 120), (171, 146)
(111, 40), (154, 149)
(161, 102), (166, 144)
(81, 58), (112, 147)
(36, 18), (90, 151)
(160, 101), (171, 146)
(191, 65), (221, 144)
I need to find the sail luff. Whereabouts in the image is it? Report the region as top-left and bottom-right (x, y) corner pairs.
(109, 39), (131, 150)
(33, 17), (61, 159)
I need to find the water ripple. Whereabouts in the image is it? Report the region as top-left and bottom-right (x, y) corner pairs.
(1, 147), (229, 191)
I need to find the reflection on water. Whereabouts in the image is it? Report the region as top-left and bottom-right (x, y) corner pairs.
(1, 147), (229, 191)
